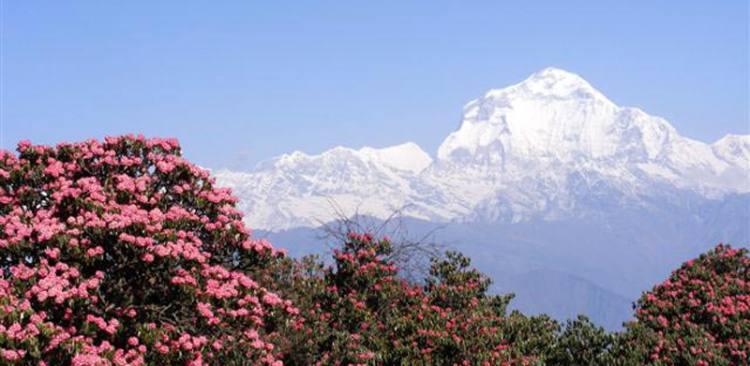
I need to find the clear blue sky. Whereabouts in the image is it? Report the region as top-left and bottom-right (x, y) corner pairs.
(1, 1), (747, 169)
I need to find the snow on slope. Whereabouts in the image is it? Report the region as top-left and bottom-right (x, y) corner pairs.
(215, 143), (435, 230)
(358, 142), (433, 174)
(215, 67), (750, 230)
(712, 134), (750, 168)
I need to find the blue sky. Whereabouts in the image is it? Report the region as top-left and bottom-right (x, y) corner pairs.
(1, 1), (747, 169)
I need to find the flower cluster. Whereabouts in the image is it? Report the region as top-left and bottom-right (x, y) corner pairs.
(613, 244), (750, 365)
(0, 136), (296, 365)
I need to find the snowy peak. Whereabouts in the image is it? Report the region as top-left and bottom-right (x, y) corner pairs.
(479, 67), (613, 106)
(269, 143), (431, 175)
(508, 67), (609, 101)
(436, 67), (749, 197)
(438, 68), (622, 163)
(215, 143), (433, 230)
(359, 142), (433, 174)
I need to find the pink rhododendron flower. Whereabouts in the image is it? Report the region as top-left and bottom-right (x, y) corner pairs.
(0, 136), (294, 365)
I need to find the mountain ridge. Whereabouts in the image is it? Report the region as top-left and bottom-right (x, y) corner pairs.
(216, 67), (748, 231)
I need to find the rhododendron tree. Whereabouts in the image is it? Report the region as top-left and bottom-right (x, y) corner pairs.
(276, 233), (545, 365)
(0, 136), (298, 365)
(611, 244), (750, 365)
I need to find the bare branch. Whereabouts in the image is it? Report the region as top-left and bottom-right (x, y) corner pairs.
(316, 198), (447, 282)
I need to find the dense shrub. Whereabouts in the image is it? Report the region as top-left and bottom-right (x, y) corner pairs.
(546, 315), (613, 365)
(277, 234), (543, 365)
(611, 244), (750, 365)
(0, 136), (299, 365)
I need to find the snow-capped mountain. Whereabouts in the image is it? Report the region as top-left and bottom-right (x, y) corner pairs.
(215, 67), (749, 231)
(215, 67), (748, 329)
(216, 142), (432, 230)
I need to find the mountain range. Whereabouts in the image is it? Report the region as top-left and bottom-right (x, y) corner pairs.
(215, 68), (749, 329)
